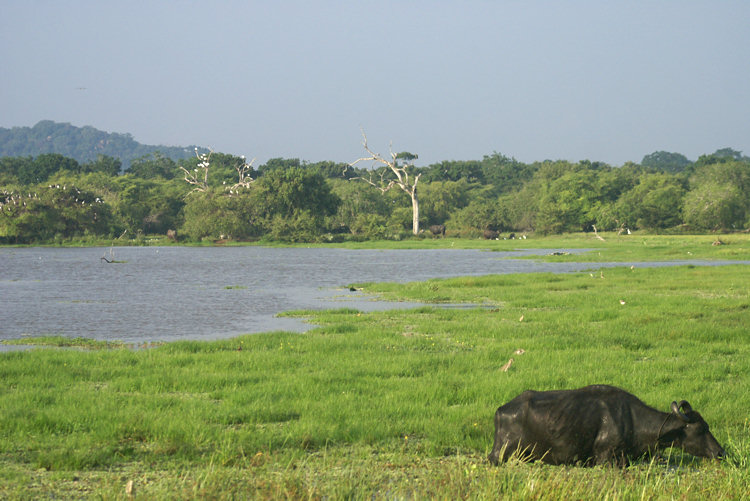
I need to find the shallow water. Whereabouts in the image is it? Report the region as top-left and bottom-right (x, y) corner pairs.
(0, 246), (745, 344)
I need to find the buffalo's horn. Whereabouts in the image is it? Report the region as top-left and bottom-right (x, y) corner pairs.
(679, 401), (693, 414)
(671, 400), (693, 422)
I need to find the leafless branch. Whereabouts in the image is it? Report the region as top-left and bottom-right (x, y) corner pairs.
(349, 130), (421, 194)
(230, 156), (256, 192)
(349, 129), (423, 234)
(179, 148), (213, 193)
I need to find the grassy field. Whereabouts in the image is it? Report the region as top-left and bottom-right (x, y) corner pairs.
(1, 234), (750, 499)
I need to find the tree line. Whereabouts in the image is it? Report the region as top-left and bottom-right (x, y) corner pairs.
(1, 145), (749, 244)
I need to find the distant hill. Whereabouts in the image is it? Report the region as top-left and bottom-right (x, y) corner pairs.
(0, 120), (208, 170)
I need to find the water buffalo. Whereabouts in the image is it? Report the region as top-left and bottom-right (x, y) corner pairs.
(429, 224), (446, 237)
(488, 385), (725, 466)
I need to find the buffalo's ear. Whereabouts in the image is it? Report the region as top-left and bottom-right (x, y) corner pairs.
(658, 415), (686, 445)
(658, 426), (685, 445)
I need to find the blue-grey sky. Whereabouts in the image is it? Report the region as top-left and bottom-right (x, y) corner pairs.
(2, 1), (748, 167)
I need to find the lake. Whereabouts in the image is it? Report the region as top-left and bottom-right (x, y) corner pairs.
(0, 246), (745, 345)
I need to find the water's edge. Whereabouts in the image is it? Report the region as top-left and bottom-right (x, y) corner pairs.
(2, 246), (747, 347)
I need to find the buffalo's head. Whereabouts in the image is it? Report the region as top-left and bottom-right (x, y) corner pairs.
(667, 400), (725, 460)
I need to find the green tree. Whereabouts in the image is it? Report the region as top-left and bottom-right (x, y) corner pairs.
(252, 166), (340, 222)
(597, 162), (643, 202)
(126, 152), (178, 179)
(34, 153), (81, 180)
(0, 156), (32, 183)
(690, 160), (750, 194)
(682, 160), (750, 230)
(535, 169), (601, 234)
(114, 177), (159, 233)
(420, 160), (483, 183)
(694, 148), (749, 167)
(682, 182), (745, 231)
(348, 213), (390, 239)
(306, 160), (355, 179)
(2, 154), (81, 184)
(181, 190), (259, 241)
(481, 153), (535, 195)
(178, 166), (341, 242)
(208, 152), (254, 186)
(265, 210), (327, 242)
(81, 155), (122, 176)
(0, 184), (113, 243)
(449, 196), (510, 234)
(257, 158), (301, 177)
(109, 176), (186, 235)
(615, 174), (687, 230)
(329, 179), (392, 236)
(500, 185), (539, 232)
(418, 179), (475, 226)
(641, 151), (692, 173)
(587, 163), (644, 231)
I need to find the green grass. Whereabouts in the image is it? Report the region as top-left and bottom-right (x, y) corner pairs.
(532, 232), (750, 262)
(2, 238), (750, 499)
(1, 335), (131, 350)
(276, 231), (750, 263)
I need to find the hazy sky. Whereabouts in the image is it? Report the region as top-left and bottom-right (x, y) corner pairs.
(2, 1), (748, 167)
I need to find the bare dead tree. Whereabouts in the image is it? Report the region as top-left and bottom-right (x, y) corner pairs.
(179, 148), (212, 193)
(228, 155), (256, 194)
(614, 220), (631, 236)
(180, 149), (256, 196)
(349, 130), (422, 235)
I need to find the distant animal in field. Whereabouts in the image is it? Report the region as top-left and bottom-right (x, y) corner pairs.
(488, 385), (725, 466)
(429, 224), (446, 237)
(483, 229), (499, 240)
